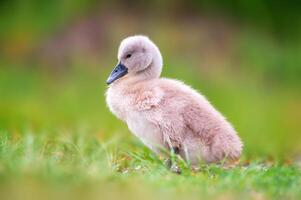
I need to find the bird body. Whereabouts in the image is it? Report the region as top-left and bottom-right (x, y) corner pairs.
(106, 35), (242, 165)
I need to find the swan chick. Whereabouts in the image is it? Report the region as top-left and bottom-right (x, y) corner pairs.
(106, 35), (243, 166)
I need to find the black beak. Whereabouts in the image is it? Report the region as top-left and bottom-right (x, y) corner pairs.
(106, 63), (128, 85)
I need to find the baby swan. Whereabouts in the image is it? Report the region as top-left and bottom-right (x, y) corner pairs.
(106, 35), (243, 166)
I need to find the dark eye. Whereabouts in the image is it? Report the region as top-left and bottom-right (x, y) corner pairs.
(126, 54), (132, 59)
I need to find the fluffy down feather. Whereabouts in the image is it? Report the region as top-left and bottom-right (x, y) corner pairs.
(106, 35), (243, 165)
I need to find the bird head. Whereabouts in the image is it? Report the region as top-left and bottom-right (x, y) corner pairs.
(106, 35), (163, 85)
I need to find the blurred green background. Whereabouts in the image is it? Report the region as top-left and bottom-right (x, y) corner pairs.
(1, 1), (301, 199)
(1, 0), (300, 159)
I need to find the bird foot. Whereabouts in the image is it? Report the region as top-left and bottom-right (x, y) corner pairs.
(170, 164), (181, 174)
(165, 158), (181, 174)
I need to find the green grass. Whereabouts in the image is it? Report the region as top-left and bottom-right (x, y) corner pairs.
(0, 130), (300, 200)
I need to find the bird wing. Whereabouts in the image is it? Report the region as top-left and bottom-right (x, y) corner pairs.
(134, 88), (163, 111)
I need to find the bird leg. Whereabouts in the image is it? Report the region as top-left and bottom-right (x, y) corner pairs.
(165, 146), (181, 174)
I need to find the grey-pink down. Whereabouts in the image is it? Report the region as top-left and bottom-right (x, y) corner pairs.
(106, 35), (243, 165)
